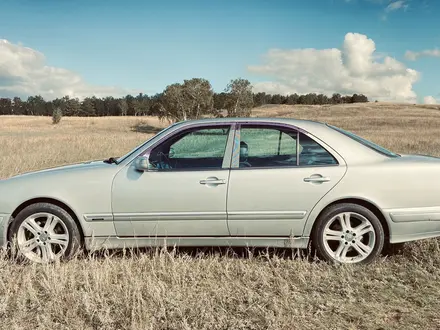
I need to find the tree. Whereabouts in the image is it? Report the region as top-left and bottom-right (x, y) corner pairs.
(157, 83), (187, 122)
(27, 95), (46, 115)
(331, 93), (342, 104)
(91, 96), (105, 116)
(81, 97), (95, 116)
(103, 96), (118, 116)
(182, 78), (214, 119)
(271, 94), (284, 104)
(12, 97), (24, 115)
(0, 84), (369, 119)
(351, 93), (368, 103)
(224, 78), (253, 117)
(133, 93), (151, 116)
(156, 78), (214, 122)
(253, 92), (272, 106)
(316, 94), (329, 105)
(149, 93), (164, 116)
(301, 93), (317, 105)
(0, 98), (12, 115)
(286, 93), (299, 105)
(66, 97), (81, 116)
(341, 95), (352, 103)
(117, 98), (128, 116)
(54, 96), (81, 116)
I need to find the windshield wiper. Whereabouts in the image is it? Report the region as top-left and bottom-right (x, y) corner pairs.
(103, 157), (118, 164)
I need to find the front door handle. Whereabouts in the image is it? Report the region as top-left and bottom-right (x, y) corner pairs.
(200, 177), (226, 186)
(304, 174), (331, 183)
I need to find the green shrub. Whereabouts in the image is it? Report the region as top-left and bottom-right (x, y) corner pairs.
(52, 107), (62, 124)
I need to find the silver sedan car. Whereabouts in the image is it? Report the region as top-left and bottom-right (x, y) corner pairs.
(1, 117), (438, 264)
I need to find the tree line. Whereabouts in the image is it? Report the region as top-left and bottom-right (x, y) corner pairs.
(0, 78), (368, 122)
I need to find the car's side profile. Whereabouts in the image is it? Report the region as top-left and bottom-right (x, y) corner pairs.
(1, 117), (440, 264)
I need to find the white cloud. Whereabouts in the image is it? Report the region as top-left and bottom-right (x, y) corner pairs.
(247, 32), (420, 103)
(385, 0), (409, 12)
(380, 1), (409, 20)
(0, 39), (138, 100)
(424, 96), (437, 104)
(405, 49), (440, 61)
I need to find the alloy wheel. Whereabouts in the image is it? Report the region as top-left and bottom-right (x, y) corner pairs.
(16, 212), (70, 263)
(322, 211), (376, 263)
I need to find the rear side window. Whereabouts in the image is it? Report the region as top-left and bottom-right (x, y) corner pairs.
(298, 133), (338, 166)
(238, 126), (298, 167)
(237, 124), (338, 168)
(240, 127), (297, 158)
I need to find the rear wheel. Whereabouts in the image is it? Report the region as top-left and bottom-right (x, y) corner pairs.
(9, 203), (81, 263)
(312, 203), (385, 264)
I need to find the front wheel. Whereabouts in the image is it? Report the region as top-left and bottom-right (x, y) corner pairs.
(312, 203), (385, 264)
(9, 202), (82, 263)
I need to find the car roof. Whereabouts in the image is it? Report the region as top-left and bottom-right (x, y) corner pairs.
(175, 117), (327, 128)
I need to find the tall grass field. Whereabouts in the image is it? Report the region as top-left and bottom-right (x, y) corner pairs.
(1, 102), (440, 329)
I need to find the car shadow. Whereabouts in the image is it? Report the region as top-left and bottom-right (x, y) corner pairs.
(130, 122), (162, 134)
(3, 242), (408, 265)
(69, 242), (409, 264)
(81, 246), (313, 263)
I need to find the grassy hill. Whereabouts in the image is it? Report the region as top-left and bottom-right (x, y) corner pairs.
(1, 103), (440, 329)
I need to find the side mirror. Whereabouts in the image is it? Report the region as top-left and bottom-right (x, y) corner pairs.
(133, 156), (154, 172)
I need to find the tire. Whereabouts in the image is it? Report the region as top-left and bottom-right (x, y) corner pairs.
(311, 203), (385, 265)
(8, 202), (82, 263)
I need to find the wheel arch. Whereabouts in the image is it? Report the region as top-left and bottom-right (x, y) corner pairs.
(7, 197), (85, 245)
(306, 197), (390, 244)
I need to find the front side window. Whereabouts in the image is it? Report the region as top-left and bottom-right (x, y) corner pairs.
(148, 126), (231, 170)
(116, 123), (178, 164)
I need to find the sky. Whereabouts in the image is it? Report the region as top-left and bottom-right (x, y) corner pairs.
(0, 0), (439, 104)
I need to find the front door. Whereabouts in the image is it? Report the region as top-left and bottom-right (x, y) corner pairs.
(111, 124), (234, 237)
(226, 123), (346, 237)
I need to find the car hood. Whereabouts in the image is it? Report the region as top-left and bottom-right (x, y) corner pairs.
(4, 159), (115, 181)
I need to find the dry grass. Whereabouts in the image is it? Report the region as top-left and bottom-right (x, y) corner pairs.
(0, 116), (168, 179)
(1, 103), (440, 329)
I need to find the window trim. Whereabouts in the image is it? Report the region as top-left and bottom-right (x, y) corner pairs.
(231, 122), (340, 170)
(140, 123), (235, 172)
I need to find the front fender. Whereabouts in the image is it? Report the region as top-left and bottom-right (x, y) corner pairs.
(0, 167), (118, 240)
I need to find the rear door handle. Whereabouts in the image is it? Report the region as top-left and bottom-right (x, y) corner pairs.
(304, 175), (331, 183)
(200, 177), (226, 185)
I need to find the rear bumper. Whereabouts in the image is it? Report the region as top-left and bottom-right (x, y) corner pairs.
(383, 207), (440, 243)
(388, 218), (440, 243)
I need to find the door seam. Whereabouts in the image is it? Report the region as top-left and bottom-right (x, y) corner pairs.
(226, 124), (239, 235)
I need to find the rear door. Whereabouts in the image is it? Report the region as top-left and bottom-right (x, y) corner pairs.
(226, 123), (346, 237)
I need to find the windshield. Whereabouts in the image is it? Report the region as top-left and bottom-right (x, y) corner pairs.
(328, 124), (400, 158)
(115, 124), (177, 164)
